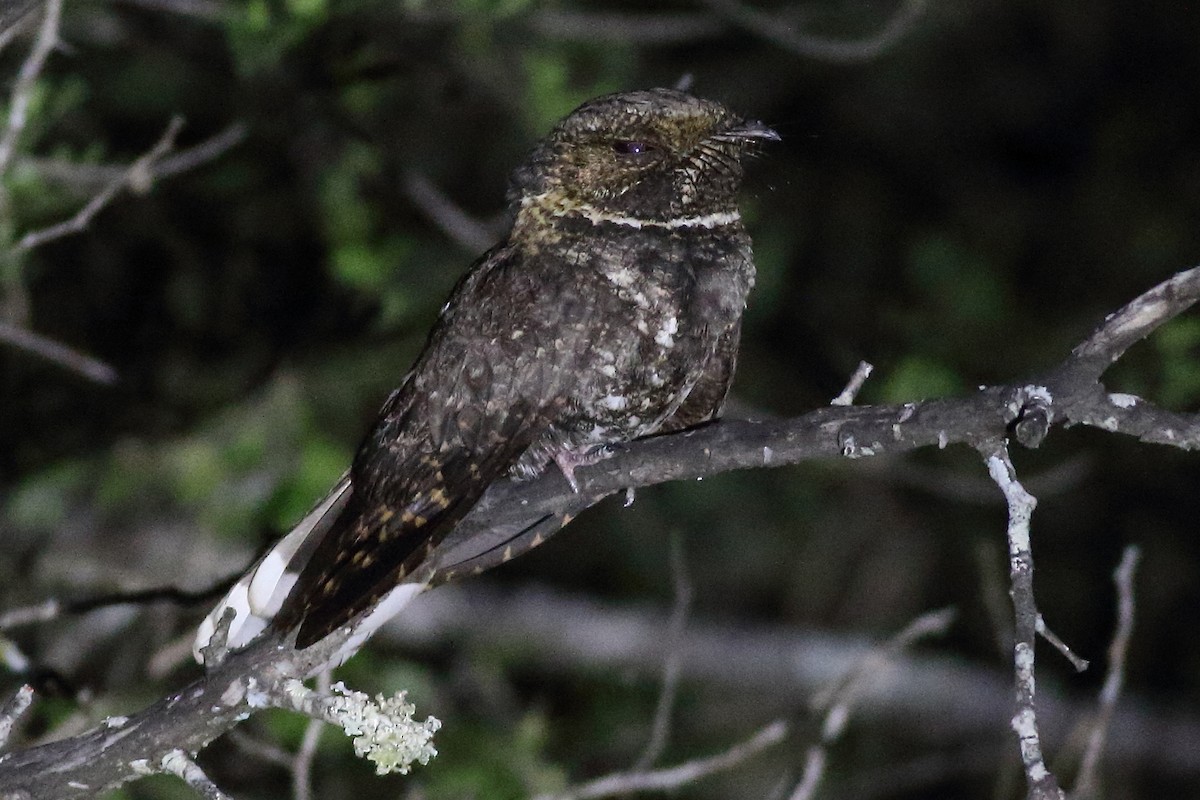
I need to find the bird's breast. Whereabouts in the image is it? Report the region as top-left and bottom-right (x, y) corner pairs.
(547, 224), (752, 435)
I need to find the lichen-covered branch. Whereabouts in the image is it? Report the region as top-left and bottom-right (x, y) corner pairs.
(0, 266), (1197, 796)
(983, 443), (1064, 800)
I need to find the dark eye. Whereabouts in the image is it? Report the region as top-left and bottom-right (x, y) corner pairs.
(612, 140), (655, 155)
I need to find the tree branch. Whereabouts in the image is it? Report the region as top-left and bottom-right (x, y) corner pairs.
(533, 720), (787, 800)
(0, 0), (61, 178)
(790, 607), (956, 800)
(983, 443), (1064, 800)
(1072, 545), (1141, 799)
(0, 265), (1197, 795)
(15, 116), (185, 253)
(0, 320), (118, 384)
(698, 0), (929, 63)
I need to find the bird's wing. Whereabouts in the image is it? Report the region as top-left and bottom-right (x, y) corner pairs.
(657, 317), (742, 432)
(275, 245), (565, 649)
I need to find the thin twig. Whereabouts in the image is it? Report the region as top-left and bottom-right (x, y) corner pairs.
(111, 0), (225, 21)
(0, 4), (38, 56)
(154, 122), (247, 179)
(535, 720), (788, 800)
(831, 360), (874, 406)
(1072, 545), (1141, 799)
(225, 729), (296, 769)
(528, 9), (725, 44)
(0, 579), (234, 632)
(634, 532), (693, 770)
(0, 637), (31, 674)
(293, 670), (331, 800)
(0, 599), (59, 632)
(0, 321), (118, 384)
(0, 685), (35, 750)
(700, 0), (928, 63)
(401, 170), (501, 253)
(19, 122), (247, 194)
(161, 749), (233, 800)
(1035, 615), (1088, 672)
(791, 607), (956, 800)
(16, 116), (185, 252)
(0, 0), (62, 177)
(983, 444), (1065, 800)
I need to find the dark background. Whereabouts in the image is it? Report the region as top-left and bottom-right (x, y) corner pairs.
(2, 0), (1199, 798)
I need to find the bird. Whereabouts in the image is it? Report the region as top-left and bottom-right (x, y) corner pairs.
(194, 88), (777, 664)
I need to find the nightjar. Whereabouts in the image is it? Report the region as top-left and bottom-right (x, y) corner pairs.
(195, 88), (777, 662)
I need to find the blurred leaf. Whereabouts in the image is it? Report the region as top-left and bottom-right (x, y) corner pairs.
(226, 0), (324, 75)
(1156, 315), (1200, 408)
(877, 354), (963, 402)
(5, 460), (89, 530)
(266, 434), (351, 529)
(522, 50), (577, 135)
(425, 712), (565, 800)
(906, 235), (1011, 327)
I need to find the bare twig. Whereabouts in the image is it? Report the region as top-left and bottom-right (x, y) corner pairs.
(529, 9), (724, 44)
(0, 579), (232, 632)
(0, 686), (34, 750)
(1, 119), (243, 383)
(0, 599), (59, 631)
(534, 720), (788, 800)
(983, 444), (1065, 800)
(791, 607), (956, 800)
(384, 580), (1200, 777)
(0, 320), (118, 383)
(111, 0), (225, 21)
(0, 0), (62, 177)
(402, 171), (501, 253)
(700, 0), (928, 63)
(0, 637), (31, 674)
(1072, 545), (1141, 799)
(0, 4), (38, 55)
(16, 116), (185, 252)
(634, 532), (693, 770)
(830, 360), (874, 406)
(293, 670), (331, 800)
(225, 729), (295, 770)
(19, 122), (247, 194)
(154, 122), (247, 179)
(160, 749), (233, 800)
(1035, 615), (1088, 673)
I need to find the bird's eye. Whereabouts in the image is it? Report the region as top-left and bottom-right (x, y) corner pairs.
(612, 140), (655, 156)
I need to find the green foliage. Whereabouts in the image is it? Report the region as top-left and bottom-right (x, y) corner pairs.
(1155, 315), (1200, 409)
(520, 48), (625, 135)
(422, 712), (567, 799)
(6, 459), (90, 531)
(877, 353), (963, 402)
(905, 234), (1012, 329)
(226, 0), (329, 76)
(321, 141), (419, 327)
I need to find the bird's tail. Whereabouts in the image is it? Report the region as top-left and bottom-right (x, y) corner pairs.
(191, 473), (353, 663)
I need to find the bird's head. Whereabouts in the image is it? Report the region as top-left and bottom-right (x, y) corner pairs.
(508, 88), (778, 233)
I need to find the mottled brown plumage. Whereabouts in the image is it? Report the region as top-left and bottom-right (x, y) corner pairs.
(272, 88), (776, 649)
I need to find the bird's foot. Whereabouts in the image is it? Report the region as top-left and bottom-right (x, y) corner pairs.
(552, 443), (620, 493)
